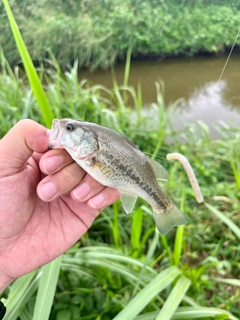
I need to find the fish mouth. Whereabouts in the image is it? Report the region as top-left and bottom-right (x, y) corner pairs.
(48, 119), (64, 149)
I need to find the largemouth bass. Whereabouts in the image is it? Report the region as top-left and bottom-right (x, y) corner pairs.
(49, 118), (187, 235)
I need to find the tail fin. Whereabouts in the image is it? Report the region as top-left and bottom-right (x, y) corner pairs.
(153, 204), (188, 235)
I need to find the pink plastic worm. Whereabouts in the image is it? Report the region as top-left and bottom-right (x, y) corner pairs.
(166, 153), (204, 203)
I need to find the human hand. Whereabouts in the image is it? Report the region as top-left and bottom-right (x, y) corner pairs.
(0, 119), (119, 293)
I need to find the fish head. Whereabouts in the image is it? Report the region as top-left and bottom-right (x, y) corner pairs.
(49, 118), (98, 159)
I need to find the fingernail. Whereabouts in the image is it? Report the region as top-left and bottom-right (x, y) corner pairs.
(89, 194), (104, 208)
(39, 182), (57, 200)
(73, 183), (91, 200)
(43, 156), (62, 173)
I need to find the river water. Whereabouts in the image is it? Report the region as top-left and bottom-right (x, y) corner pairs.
(79, 54), (240, 138)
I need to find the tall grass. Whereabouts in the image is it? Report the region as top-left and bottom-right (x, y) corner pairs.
(1, 0), (240, 69)
(0, 1), (240, 319)
(2, 0), (53, 127)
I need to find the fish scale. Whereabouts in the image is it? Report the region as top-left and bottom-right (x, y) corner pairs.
(49, 118), (188, 235)
(94, 135), (170, 210)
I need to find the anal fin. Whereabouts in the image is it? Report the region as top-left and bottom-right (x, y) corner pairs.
(120, 193), (137, 214)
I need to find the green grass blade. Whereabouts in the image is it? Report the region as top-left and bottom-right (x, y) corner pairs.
(131, 208), (143, 250)
(205, 203), (240, 240)
(132, 230), (159, 296)
(160, 234), (173, 265)
(123, 47), (131, 87)
(182, 296), (201, 308)
(155, 276), (191, 320)
(112, 201), (120, 247)
(173, 307), (238, 320)
(211, 277), (240, 287)
(173, 192), (186, 266)
(2, 0), (54, 127)
(33, 256), (62, 320)
(173, 225), (184, 266)
(3, 271), (41, 320)
(113, 266), (181, 320)
(134, 306), (238, 320)
(19, 308), (34, 320)
(230, 157), (240, 190)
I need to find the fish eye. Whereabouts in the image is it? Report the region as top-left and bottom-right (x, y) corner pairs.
(65, 123), (75, 132)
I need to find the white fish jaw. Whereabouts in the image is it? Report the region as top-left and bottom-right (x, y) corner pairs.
(48, 119), (65, 149)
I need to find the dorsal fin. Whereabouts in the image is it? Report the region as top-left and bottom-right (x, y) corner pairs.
(148, 158), (169, 181)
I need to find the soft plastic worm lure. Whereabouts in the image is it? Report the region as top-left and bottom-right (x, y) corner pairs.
(166, 153), (204, 203)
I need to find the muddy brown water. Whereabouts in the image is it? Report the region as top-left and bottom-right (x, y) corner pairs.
(79, 54), (240, 138)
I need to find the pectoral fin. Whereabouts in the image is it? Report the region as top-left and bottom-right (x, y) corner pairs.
(120, 193), (137, 214)
(148, 158), (169, 181)
(153, 204), (188, 235)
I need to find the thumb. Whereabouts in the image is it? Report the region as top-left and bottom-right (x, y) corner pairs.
(0, 119), (50, 175)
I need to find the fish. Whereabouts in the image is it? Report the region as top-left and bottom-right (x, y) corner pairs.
(49, 118), (188, 235)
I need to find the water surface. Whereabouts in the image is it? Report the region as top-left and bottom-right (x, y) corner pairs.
(79, 54), (240, 137)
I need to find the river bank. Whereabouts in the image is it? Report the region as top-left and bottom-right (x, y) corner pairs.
(79, 54), (240, 138)
(1, 0), (240, 69)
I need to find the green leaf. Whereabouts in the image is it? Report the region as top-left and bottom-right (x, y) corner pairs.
(123, 47), (132, 87)
(113, 266), (181, 320)
(205, 203), (240, 240)
(56, 309), (72, 320)
(173, 225), (184, 266)
(33, 256), (62, 320)
(211, 277), (240, 287)
(156, 276), (191, 320)
(131, 208), (143, 249)
(3, 271), (41, 320)
(2, 0), (54, 127)
(134, 306), (238, 320)
(19, 308), (34, 320)
(214, 314), (230, 320)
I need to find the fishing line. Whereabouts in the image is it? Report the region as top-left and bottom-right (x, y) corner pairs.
(165, 31), (240, 203)
(134, 30), (240, 197)
(145, 152), (166, 161)
(201, 28), (240, 121)
(175, 28), (240, 156)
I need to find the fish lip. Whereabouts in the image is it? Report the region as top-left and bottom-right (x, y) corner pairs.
(49, 139), (63, 149)
(48, 119), (64, 149)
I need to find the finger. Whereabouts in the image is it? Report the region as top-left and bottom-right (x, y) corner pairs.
(32, 151), (45, 165)
(37, 162), (86, 201)
(0, 119), (49, 175)
(88, 187), (120, 210)
(39, 149), (75, 174)
(70, 174), (106, 202)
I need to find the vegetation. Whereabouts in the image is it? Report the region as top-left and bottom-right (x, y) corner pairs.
(0, 1), (240, 319)
(1, 0), (240, 69)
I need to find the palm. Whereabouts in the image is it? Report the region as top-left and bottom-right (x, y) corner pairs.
(0, 154), (99, 280)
